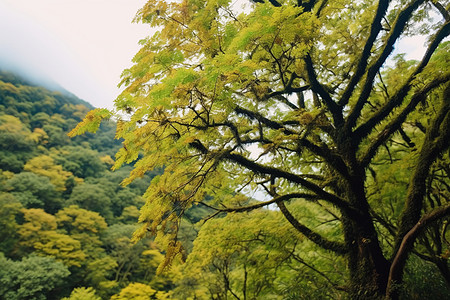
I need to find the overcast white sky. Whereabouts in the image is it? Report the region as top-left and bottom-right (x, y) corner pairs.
(0, 0), (149, 109)
(0, 0), (430, 110)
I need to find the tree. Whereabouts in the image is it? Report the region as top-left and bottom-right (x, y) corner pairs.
(71, 0), (449, 298)
(56, 205), (108, 261)
(174, 208), (343, 299)
(67, 183), (113, 220)
(0, 194), (22, 257)
(110, 282), (157, 300)
(62, 287), (102, 300)
(17, 208), (86, 267)
(0, 253), (70, 300)
(3, 172), (61, 213)
(0, 114), (36, 172)
(101, 224), (150, 286)
(54, 146), (107, 178)
(24, 155), (73, 191)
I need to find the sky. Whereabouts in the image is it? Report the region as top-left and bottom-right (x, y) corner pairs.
(0, 0), (430, 110)
(0, 0), (149, 109)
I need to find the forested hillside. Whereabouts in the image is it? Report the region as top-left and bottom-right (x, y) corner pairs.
(0, 70), (177, 299)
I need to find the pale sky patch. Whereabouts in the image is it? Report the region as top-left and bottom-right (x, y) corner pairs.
(0, 0), (150, 109)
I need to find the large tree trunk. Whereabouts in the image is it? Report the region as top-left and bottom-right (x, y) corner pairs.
(343, 212), (391, 299)
(339, 145), (391, 299)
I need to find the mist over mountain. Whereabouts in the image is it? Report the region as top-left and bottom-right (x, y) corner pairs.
(0, 59), (85, 100)
(0, 64), (93, 110)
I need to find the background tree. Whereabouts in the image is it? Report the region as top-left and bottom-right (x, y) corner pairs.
(17, 208), (86, 267)
(0, 254), (70, 300)
(62, 287), (102, 300)
(67, 183), (113, 220)
(0, 194), (22, 257)
(0, 114), (36, 172)
(3, 172), (61, 213)
(174, 208), (344, 299)
(110, 282), (157, 300)
(71, 0), (449, 298)
(24, 155), (74, 191)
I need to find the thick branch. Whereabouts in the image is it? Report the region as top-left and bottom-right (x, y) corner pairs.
(339, 0), (391, 107)
(316, 0), (329, 17)
(394, 85), (450, 253)
(304, 54), (344, 127)
(223, 151), (359, 217)
(386, 203), (450, 299)
(264, 84), (311, 110)
(346, 0), (427, 131)
(298, 139), (351, 178)
(431, 1), (450, 21)
(201, 192), (318, 214)
(235, 106), (296, 135)
(277, 201), (348, 254)
(252, 0), (282, 7)
(190, 106), (348, 180)
(302, 0), (318, 12)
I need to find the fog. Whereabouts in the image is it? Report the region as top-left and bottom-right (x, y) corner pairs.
(0, 0), (149, 109)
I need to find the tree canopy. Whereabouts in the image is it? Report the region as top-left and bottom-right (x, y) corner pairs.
(70, 0), (448, 298)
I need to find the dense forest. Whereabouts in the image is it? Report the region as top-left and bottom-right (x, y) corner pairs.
(0, 70), (179, 299)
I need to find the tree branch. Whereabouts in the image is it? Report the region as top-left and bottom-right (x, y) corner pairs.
(264, 84), (311, 110)
(304, 54), (344, 127)
(201, 192), (318, 214)
(386, 203), (450, 299)
(277, 201), (348, 254)
(235, 105), (295, 134)
(252, 0), (282, 7)
(394, 84), (450, 252)
(235, 106), (347, 174)
(297, 138), (351, 178)
(223, 151), (359, 217)
(431, 1), (450, 21)
(345, 0), (427, 131)
(339, 0), (391, 107)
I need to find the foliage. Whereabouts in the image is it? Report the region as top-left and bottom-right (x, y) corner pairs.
(17, 208), (87, 266)
(53, 146), (108, 178)
(110, 282), (156, 300)
(2, 172), (61, 212)
(0, 114), (36, 172)
(0, 254), (70, 300)
(72, 0), (450, 298)
(24, 155), (74, 191)
(400, 257), (450, 299)
(175, 209), (343, 299)
(62, 287), (102, 300)
(0, 194), (22, 257)
(67, 183), (113, 220)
